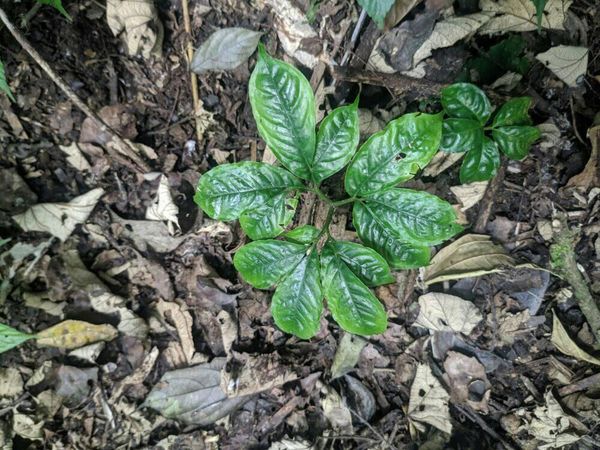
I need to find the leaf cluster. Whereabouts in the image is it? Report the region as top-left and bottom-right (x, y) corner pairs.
(195, 45), (538, 339)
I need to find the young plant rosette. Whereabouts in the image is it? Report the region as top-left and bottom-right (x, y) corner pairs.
(194, 44), (538, 339)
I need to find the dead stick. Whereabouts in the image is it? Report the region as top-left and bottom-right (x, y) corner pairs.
(558, 372), (600, 397)
(0, 6), (149, 173)
(474, 163), (506, 233)
(181, 0), (204, 144)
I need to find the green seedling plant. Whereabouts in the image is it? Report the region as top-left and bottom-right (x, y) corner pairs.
(195, 44), (538, 339)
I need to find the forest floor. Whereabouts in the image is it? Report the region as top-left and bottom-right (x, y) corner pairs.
(0, 0), (599, 449)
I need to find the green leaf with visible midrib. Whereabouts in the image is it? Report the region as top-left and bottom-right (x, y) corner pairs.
(249, 45), (316, 179)
(345, 112), (442, 197)
(321, 242), (387, 336)
(233, 240), (307, 289)
(272, 250), (323, 339)
(327, 240), (394, 287)
(239, 193), (298, 240)
(441, 118), (483, 154)
(460, 137), (501, 183)
(0, 323), (34, 354)
(441, 83), (491, 125)
(194, 162), (302, 221)
(492, 126), (540, 160)
(312, 100), (359, 183)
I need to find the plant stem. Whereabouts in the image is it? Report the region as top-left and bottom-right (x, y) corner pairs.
(332, 197), (356, 206)
(315, 206), (335, 243)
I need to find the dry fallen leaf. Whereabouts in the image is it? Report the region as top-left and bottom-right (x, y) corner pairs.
(414, 293), (482, 335)
(36, 320), (118, 350)
(156, 299), (202, 365)
(321, 386), (353, 433)
(408, 363), (452, 435)
(479, 0), (572, 34)
(424, 234), (518, 284)
(443, 351), (490, 413)
(551, 311), (600, 366)
(12, 188), (105, 242)
(145, 174), (180, 234)
(0, 367), (23, 398)
(423, 152), (463, 177)
(536, 45), (588, 88)
(566, 125), (599, 190)
(59, 143), (92, 172)
(330, 332), (367, 380)
(529, 391), (582, 449)
(450, 181), (489, 211)
(384, 0), (421, 29)
(106, 0), (163, 58)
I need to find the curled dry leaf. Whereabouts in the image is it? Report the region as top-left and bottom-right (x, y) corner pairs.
(551, 311), (600, 366)
(529, 391), (582, 449)
(330, 333), (367, 379)
(36, 320), (118, 350)
(424, 234), (517, 285)
(566, 125), (599, 189)
(156, 299), (199, 365)
(479, 0), (572, 34)
(106, 0), (163, 58)
(450, 181), (488, 211)
(415, 293), (482, 335)
(408, 363), (452, 434)
(12, 188), (104, 242)
(443, 351), (490, 413)
(143, 358), (250, 425)
(321, 386), (353, 433)
(536, 46), (588, 88)
(191, 27), (262, 74)
(145, 175), (180, 234)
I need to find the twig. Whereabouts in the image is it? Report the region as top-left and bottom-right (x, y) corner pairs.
(558, 372), (600, 397)
(340, 8), (368, 67)
(474, 163), (506, 233)
(180, 0), (205, 144)
(0, 6), (149, 173)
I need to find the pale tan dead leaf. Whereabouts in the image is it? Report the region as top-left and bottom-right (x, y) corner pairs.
(217, 310), (237, 357)
(146, 174), (180, 234)
(321, 386), (353, 433)
(537, 121), (561, 150)
(530, 391), (581, 449)
(408, 363), (452, 434)
(489, 71), (522, 91)
(412, 13), (493, 67)
(89, 291), (148, 339)
(12, 414), (43, 440)
(330, 333), (367, 379)
(479, 0), (572, 34)
(36, 320), (118, 350)
(566, 125), (599, 190)
(358, 109), (385, 137)
(156, 299), (200, 365)
(497, 309), (532, 343)
(450, 181), (488, 211)
(414, 293), (482, 335)
(106, 0), (163, 58)
(59, 143), (91, 171)
(221, 353), (298, 397)
(551, 311), (600, 365)
(424, 234), (518, 285)
(443, 351), (490, 413)
(261, 0), (321, 68)
(423, 152), (463, 177)
(536, 46), (588, 88)
(112, 346), (159, 400)
(22, 291), (66, 317)
(12, 188), (104, 242)
(35, 390), (62, 418)
(0, 367), (23, 398)
(68, 342), (105, 363)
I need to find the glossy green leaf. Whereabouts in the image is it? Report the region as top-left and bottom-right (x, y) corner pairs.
(321, 243), (387, 335)
(361, 189), (462, 245)
(36, 0), (72, 20)
(464, 36), (529, 85)
(233, 240), (307, 289)
(345, 112), (442, 197)
(492, 126), (540, 160)
(357, 0), (396, 28)
(249, 45), (316, 179)
(0, 61), (14, 102)
(441, 83), (492, 124)
(492, 97), (533, 128)
(353, 202), (431, 269)
(284, 225), (320, 244)
(441, 118), (484, 153)
(326, 240), (394, 287)
(272, 251), (323, 339)
(239, 193), (298, 240)
(312, 100), (360, 183)
(459, 138), (501, 184)
(0, 323), (33, 354)
(194, 162), (302, 221)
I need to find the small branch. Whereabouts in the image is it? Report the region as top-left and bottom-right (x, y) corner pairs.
(474, 162), (506, 233)
(550, 214), (600, 344)
(0, 6), (149, 173)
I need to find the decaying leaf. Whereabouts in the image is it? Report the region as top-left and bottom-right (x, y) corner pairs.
(408, 363), (452, 434)
(566, 125), (600, 189)
(529, 391), (582, 449)
(423, 152), (463, 177)
(536, 46), (588, 87)
(145, 175), (180, 234)
(443, 351), (490, 413)
(330, 333), (367, 379)
(551, 312), (600, 365)
(36, 320), (118, 350)
(156, 299), (201, 365)
(144, 358), (250, 425)
(106, 0), (163, 58)
(0, 367), (23, 398)
(414, 293), (482, 335)
(321, 386), (353, 433)
(412, 13), (493, 67)
(12, 188), (104, 242)
(479, 0), (572, 34)
(450, 181), (488, 211)
(424, 234), (517, 285)
(59, 143), (91, 172)
(12, 414), (43, 441)
(191, 27), (262, 74)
